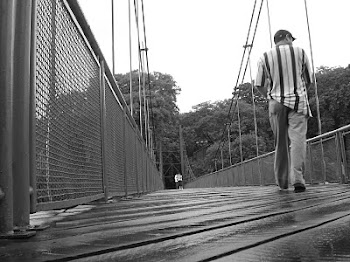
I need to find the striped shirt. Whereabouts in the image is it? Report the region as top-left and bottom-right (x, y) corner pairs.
(255, 44), (313, 116)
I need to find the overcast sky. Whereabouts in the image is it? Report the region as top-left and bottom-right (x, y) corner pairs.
(78, 0), (350, 113)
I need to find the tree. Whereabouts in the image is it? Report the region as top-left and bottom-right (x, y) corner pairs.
(308, 65), (350, 137)
(114, 71), (181, 148)
(181, 91), (273, 177)
(115, 71), (182, 188)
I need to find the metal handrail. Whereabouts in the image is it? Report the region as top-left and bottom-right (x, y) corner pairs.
(187, 124), (350, 188)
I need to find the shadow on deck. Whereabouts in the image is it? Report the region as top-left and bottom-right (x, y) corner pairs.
(1, 184), (350, 261)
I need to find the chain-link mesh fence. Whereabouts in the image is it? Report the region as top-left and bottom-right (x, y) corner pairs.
(104, 80), (126, 197)
(36, 0), (103, 204)
(34, 0), (163, 210)
(186, 126), (350, 189)
(344, 131), (350, 181)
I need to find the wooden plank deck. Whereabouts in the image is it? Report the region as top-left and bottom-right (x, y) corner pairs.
(1, 184), (350, 261)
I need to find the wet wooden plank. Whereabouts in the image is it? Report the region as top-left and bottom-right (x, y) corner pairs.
(0, 184), (350, 261)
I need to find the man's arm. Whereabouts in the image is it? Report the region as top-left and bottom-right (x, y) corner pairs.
(255, 58), (269, 99)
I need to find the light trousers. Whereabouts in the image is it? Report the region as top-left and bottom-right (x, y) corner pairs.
(269, 99), (307, 188)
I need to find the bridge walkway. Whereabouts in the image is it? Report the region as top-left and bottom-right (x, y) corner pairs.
(1, 184), (350, 261)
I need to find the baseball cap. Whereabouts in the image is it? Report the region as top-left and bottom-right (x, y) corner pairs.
(274, 30), (296, 44)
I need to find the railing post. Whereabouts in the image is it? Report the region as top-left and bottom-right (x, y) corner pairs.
(99, 59), (109, 201)
(29, 0), (37, 214)
(12, 0), (35, 237)
(0, 0), (15, 236)
(335, 132), (343, 183)
(308, 144), (314, 184)
(338, 131), (348, 183)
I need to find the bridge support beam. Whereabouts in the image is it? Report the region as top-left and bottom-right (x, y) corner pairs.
(0, 0), (36, 238)
(0, 0), (16, 236)
(12, 0), (34, 234)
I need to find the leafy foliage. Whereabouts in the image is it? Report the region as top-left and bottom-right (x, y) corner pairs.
(307, 65), (350, 137)
(114, 70), (181, 152)
(115, 71), (181, 188)
(181, 93), (273, 176)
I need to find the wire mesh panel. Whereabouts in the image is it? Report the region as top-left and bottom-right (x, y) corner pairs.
(233, 168), (240, 186)
(212, 173), (219, 188)
(148, 156), (152, 190)
(190, 174), (204, 188)
(248, 159), (261, 185)
(305, 145), (312, 184)
(125, 120), (137, 194)
(145, 157), (149, 191)
(217, 169), (229, 187)
(238, 165), (247, 186)
(104, 82), (126, 196)
(35, 0), (103, 206)
(243, 161), (254, 185)
(144, 154), (148, 191)
(193, 177), (202, 188)
(206, 174), (215, 188)
(136, 139), (143, 193)
(226, 168), (234, 186)
(323, 136), (341, 183)
(308, 141), (325, 183)
(131, 135), (138, 194)
(344, 132), (350, 181)
(148, 156), (153, 191)
(254, 159), (264, 185)
(259, 153), (275, 185)
(142, 148), (146, 192)
(341, 131), (350, 183)
(186, 127), (350, 189)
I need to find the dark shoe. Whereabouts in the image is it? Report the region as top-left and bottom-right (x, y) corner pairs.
(294, 183), (306, 193)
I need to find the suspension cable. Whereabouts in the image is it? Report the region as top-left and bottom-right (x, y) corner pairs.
(140, 0), (157, 153)
(128, 0), (133, 116)
(133, 0), (143, 137)
(213, 0), (259, 164)
(141, 42), (148, 146)
(227, 0), (257, 115)
(111, 0), (115, 74)
(236, 97), (243, 163)
(304, 0), (322, 135)
(266, 0), (273, 48)
(248, 49), (259, 157)
(213, 0), (265, 166)
(240, 0), (264, 90)
(249, 49), (263, 182)
(304, 0), (326, 182)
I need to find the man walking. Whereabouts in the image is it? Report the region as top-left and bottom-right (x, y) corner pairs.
(255, 29), (313, 193)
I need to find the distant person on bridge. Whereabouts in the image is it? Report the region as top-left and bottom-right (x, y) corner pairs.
(255, 29), (313, 193)
(174, 173), (183, 190)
